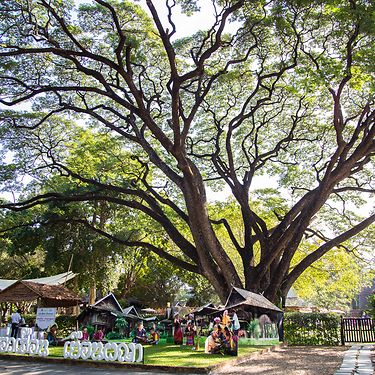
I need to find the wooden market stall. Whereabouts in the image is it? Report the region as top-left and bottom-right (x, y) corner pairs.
(0, 280), (82, 338)
(224, 286), (283, 318)
(222, 286), (284, 340)
(0, 280), (82, 307)
(77, 293), (141, 336)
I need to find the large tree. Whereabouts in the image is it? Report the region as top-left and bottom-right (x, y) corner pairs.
(0, 0), (374, 303)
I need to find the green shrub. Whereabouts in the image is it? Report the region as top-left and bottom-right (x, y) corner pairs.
(106, 331), (124, 340)
(22, 314), (36, 326)
(247, 319), (261, 339)
(284, 312), (340, 345)
(368, 294), (375, 319)
(114, 317), (128, 336)
(55, 315), (77, 337)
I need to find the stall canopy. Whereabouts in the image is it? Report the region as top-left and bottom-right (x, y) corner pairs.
(191, 303), (220, 317)
(0, 280), (82, 307)
(0, 271), (77, 291)
(224, 287), (282, 316)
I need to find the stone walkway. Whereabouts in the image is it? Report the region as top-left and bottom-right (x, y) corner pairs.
(334, 345), (374, 375)
(212, 346), (348, 375)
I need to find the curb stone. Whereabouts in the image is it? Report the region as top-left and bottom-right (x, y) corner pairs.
(0, 343), (285, 374)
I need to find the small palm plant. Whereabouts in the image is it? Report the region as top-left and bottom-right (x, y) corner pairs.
(247, 319), (261, 339)
(115, 317), (128, 337)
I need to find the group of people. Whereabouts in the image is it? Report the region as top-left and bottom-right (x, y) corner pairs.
(132, 322), (159, 345)
(172, 310), (240, 356)
(173, 313), (197, 348)
(47, 324), (106, 346)
(204, 310), (240, 356)
(81, 326), (105, 342)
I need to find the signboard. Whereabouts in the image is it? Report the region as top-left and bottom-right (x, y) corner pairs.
(0, 337), (49, 356)
(63, 341), (143, 363)
(36, 308), (56, 330)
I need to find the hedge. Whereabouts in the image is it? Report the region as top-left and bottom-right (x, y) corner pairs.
(284, 312), (340, 345)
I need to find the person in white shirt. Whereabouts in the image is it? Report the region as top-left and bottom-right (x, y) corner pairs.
(232, 310), (240, 335)
(11, 309), (22, 338)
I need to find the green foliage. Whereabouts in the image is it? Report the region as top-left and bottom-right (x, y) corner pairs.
(247, 319), (261, 339)
(106, 331), (124, 340)
(121, 255), (186, 307)
(368, 294), (375, 319)
(284, 312), (340, 346)
(115, 316), (128, 332)
(55, 314), (77, 337)
(86, 324), (95, 338)
(292, 246), (374, 310)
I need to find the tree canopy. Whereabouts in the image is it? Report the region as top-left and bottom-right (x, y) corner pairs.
(0, 0), (374, 303)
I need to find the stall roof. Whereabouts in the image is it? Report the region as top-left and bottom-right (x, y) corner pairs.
(0, 280), (82, 307)
(225, 287), (282, 313)
(93, 293), (123, 313)
(0, 271), (77, 291)
(191, 303), (220, 317)
(78, 305), (146, 322)
(123, 305), (139, 317)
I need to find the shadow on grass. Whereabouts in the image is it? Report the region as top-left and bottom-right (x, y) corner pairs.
(46, 338), (280, 368)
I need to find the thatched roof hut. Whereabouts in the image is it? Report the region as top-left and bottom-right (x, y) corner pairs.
(0, 280), (82, 307)
(219, 287), (283, 322)
(77, 293), (142, 333)
(0, 271), (77, 291)
(225, 287), (282, 313)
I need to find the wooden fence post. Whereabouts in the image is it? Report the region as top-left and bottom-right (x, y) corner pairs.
(340, 316), (345, 346)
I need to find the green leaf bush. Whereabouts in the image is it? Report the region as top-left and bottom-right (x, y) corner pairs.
(284, 312), (340, 345)
(106, 331), (124, 340)
(247, 319), (261, 339)
(55, 315), (77, 337)
(368, 294), (375, 319)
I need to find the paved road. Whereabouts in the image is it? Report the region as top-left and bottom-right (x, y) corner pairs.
(0, 359), (191, 375)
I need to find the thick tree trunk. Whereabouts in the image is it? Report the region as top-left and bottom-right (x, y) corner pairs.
(180, 161), (243, 302)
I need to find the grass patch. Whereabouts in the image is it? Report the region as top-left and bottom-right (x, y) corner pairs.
(47, 338), (279, 367)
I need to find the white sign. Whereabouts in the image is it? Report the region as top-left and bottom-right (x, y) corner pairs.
(0, 337), (144, 363)
(0, 337), (49, 356)
(63, 341), (143, 363)
(36, 308), (56, 330)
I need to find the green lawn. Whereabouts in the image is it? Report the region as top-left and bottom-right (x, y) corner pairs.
(48, 338), (279, 367)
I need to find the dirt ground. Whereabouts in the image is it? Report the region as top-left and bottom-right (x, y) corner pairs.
(211, 346), (353, 375)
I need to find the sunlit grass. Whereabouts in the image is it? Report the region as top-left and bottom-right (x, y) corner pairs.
(47, 338), (279, 367)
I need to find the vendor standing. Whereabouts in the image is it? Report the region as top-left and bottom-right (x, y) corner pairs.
(11, 309), (22, 338)
(173, 313), (183, 345)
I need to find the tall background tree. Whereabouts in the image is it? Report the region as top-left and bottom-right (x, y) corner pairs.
(0, 0), (374, 303)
